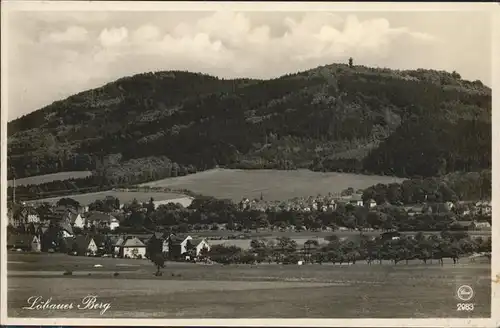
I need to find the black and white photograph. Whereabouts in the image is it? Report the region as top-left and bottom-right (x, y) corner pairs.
(1, 1), (498, 326)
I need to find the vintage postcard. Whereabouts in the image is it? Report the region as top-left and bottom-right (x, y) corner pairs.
(1, 1), (498, 327)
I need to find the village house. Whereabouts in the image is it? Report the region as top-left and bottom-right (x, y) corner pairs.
(145, 232), (169, 255)
(472, 221), (491, 231)
(454, 203), (472, 216)
(366, 199), (377, 208)
(445, 201), (455, 211)
(58, 220), (74, 238)
(474, 201), (492, 215)
(19, 206), (41, 224)
(70, 213), (85, 229)
(7, 205), (39, 227)
(112, 236), (125, 256)
(92, 234), (110, 254)
(167, 234), (193, 259)
(85, 212), (120, 231)
(71, 236), (98, 256)
(117, 237), (147, 259)
(26, 212), (41, 224)
(187, 238), (211, 257)
(31, 235), (42, 252)
(340, 194), (363, 207)
(7, 234), (41, 252)
(48, 206), (78, 221)
(352, 194), (364, 207)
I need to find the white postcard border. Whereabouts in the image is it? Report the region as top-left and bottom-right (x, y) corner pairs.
(1, 1), (499, 327)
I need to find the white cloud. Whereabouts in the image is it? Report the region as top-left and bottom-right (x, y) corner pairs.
(409, 31), (436, 42)
(132, 24), (161, 43)
(42, 26), (88, 43)
(98, 27), (128, 47)
(6, 11), (490, 121)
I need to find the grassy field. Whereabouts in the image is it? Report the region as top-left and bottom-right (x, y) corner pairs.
(139, 168), (405, 202)
(8, 253), (491, 318)
(25, 191), (187, 206)
(7, 171), (93, 187)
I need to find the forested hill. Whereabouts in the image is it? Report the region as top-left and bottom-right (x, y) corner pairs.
(8, 63), (491, 181)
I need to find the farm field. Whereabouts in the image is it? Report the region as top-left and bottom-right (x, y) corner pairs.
(25, 191), (187, 206)
(7, 171), (93, 187)
(139, 168), (406, 202)
(8, 253), (491, 318)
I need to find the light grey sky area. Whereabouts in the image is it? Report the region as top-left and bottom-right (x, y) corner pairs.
(5, 9), (493, 120)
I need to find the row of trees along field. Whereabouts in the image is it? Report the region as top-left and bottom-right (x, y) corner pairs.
(206, 233), (491, 266)
(8, 64), (491, 184)
(15, 181), (490, 238)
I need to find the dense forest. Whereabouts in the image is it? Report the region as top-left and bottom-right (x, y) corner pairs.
(362, 169), (491, 204)
(8, 63), (491, 197)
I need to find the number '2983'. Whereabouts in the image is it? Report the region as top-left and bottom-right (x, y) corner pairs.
(456, 303), (474, 311)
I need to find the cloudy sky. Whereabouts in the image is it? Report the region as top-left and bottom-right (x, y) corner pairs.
(5, 8), (493, 121)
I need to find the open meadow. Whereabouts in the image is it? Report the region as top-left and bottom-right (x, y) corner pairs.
(8, 171), (93, 187)
(8, 252), (491, 318)
(25, 191), (187, 206)
(139, 168), (406, 202)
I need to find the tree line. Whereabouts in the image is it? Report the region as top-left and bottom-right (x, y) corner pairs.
(362, 170), (491, 204)
(16, 185), (489, 238)
(207, 233), (491, 266)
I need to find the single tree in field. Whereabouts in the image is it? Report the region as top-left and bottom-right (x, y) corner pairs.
(348, 57), (353, 68)
(150, 253), (165, 276)
(147, 235), (165, 276)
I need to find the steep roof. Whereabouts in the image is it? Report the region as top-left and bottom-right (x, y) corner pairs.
(69, 213), (82, 224)
(91, 234), (107, 247)
(122, 237), (146, 247)
(169, 234), (190, 245)
(72, 235), (94, 252)
(58, 221), (74, 235)
(113, 236), (125, 246)
(189, 238), (205, 247)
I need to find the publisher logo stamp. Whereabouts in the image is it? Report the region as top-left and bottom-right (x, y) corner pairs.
(457, 285), (474, 302)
